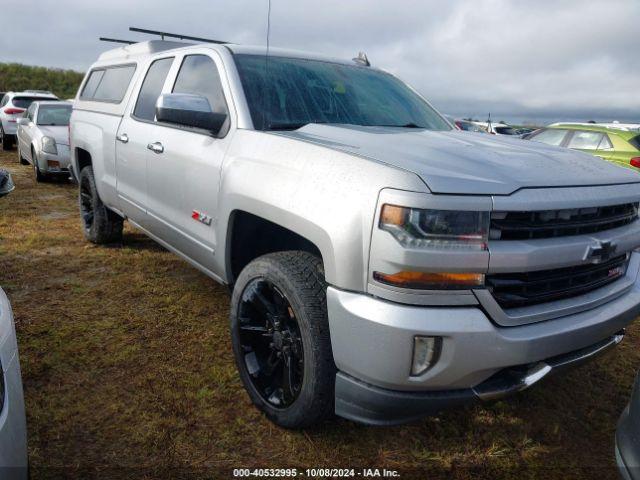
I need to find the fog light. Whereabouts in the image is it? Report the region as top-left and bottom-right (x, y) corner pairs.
(47, 160), (60, 170)
(411, 336), (440, 376)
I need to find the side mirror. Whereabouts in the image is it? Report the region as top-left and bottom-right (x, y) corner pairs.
(155, 93), (227, 135)
(0, 170), (15, 197)
(17, 117), (31, 126)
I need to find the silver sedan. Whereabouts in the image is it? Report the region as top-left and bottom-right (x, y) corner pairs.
(16, 101), (72, 182)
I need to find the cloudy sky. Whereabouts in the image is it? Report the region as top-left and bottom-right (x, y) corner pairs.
(1, 0), (638, 124)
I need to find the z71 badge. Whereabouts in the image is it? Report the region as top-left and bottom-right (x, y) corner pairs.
(191, 210), (212, 226)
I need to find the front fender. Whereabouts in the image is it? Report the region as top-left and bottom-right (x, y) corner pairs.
(216, 130), (427, 291)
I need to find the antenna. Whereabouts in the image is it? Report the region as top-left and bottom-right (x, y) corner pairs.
(99, 37), (136, 45)
(129, 27), (230, 44)
(352, 52), (370, 67)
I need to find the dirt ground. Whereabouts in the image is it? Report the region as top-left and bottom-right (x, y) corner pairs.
(0, 149), (638, 479)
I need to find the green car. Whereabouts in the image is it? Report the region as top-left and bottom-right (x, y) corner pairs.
(526, 123), (640, 170)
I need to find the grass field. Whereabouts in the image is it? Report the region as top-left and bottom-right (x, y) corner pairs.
(0, 149), (638, 479)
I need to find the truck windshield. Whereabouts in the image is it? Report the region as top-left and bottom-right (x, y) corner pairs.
(234, 54), (451, 132)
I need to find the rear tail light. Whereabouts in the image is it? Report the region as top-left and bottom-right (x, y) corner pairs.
(630, 157), (640, 169)
(4, 107), (25, 115)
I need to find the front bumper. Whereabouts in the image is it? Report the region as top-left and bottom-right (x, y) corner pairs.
(328, 258), (640, 424)
(337, 332), (623, 425)
(38, 145), (70, 174)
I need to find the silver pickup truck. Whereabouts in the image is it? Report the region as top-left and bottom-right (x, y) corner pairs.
(71, 40), (640, 428)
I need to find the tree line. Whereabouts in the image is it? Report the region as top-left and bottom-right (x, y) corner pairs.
(0, 63), (84, 99)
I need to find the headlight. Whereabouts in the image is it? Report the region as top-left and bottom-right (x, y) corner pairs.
(41, 136), (58, 155)
(380, 204), (489, 250)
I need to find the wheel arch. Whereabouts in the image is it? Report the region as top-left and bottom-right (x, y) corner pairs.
(75, 147), (93, 173)
(225, 209), (333, 287)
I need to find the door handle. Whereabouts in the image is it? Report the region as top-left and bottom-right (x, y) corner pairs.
(147, 142), (164, 154)
(116, 133), (129, 143)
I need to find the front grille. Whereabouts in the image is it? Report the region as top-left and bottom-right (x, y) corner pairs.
(486, 254), (629, 309)
(491, 203), (638, 240)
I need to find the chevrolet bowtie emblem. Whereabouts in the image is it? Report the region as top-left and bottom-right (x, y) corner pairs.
(586, 241), (617, 264)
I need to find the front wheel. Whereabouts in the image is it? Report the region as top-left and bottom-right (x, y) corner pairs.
(18, 147), (28, 165)
(230, 251), (335, 429)
(79, 166), (123, 244)
(32, 150), (45, 182)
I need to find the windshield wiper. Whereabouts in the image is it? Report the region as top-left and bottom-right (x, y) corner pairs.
(372, 123), (426, 129)
(267, 122), (310, 131)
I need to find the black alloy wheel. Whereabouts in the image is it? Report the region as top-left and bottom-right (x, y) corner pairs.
(79, 175), (95, 232)
(78, 166), (123, 244)
(230, 251), (335, 428)
(237, 278), (304, 408)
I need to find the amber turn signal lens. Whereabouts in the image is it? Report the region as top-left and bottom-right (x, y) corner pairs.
(47, 160), (60, 168)
(380, 204), (408, 227)
(374, 270), (484, 289)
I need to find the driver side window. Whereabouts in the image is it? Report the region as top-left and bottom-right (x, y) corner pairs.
(172, 55), (229, 116)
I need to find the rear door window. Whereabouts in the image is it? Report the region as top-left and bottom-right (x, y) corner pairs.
(567, 130), (607, 150)
(629, 135), (640, 151)
(133, 57), (174, 121)
(529, 128), (569, 146)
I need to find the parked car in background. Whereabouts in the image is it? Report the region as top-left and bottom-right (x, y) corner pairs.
(597, 122), (640, 131)
(491, 124), (521, 135)
(72, 40), (640, 428)
(0, 91), (58, 150)
(526, 123), (640, 170)
(454, 119), (487, 132)
(0, 170), (28, 480)
(17, 101), (72, 182)
(516, 127), (535, 137)
(471, 121), (521, 135)
(617, 371), (640, 479)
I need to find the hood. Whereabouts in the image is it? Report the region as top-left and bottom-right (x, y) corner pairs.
(38, 125), (69, 146)
(275, 124), (640, 195)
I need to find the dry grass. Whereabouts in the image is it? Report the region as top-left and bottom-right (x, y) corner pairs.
(0, 149), (638, 479)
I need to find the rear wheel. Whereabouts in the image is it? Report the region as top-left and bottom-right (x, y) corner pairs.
(79, 166), (123, 244)
(0, 127), (12, 150)
(230, 251), (335, 429)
